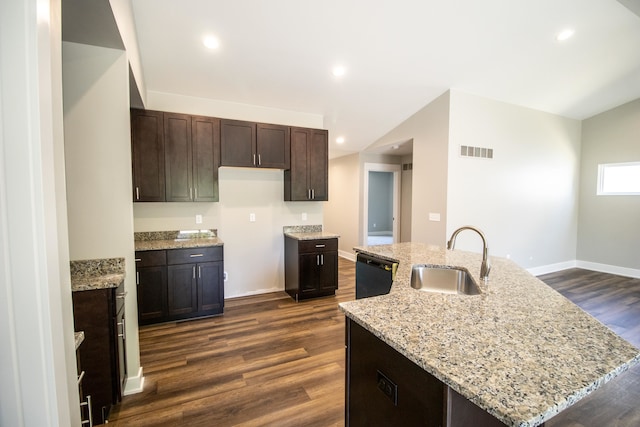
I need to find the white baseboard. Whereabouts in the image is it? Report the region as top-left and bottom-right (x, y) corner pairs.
(576, 260), (640, 279)
(225, 286), (282, 299)
(528, 261), (577, 276)
(124, 366), (144, 395)
(339, 250), (356, 262)
(528, 259), (640, 279)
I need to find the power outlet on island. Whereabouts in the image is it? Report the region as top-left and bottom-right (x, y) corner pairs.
(302, 212), (307, 221)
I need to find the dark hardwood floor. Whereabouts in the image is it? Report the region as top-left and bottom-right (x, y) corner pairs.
(109, 262), (640, 427)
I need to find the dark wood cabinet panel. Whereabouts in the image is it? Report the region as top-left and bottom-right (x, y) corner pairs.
(164, 113), (193, 202)
(131, 109), (165, 201)
(136, 246), (224, 325)
(220, 119), (256, 167)
(284, 236), (338, 300)
(285, 127), (328, 201)
(167, 264), (198, 316)
(72, 282), (126, 425)
(256, 123), (290, 169)
(192, 116), (220, 202)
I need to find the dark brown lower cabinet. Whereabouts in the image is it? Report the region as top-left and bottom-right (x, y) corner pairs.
(284, 236), (338, 301)
(346, 319), (518, 427)
(135, 246), (224, 325)
(72, 282), (127, 426)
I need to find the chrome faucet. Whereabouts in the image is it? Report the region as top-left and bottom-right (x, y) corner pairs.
(447, 226), (491, 281)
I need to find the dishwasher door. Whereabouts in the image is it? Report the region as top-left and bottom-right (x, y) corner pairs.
(355, 253), (397, 299)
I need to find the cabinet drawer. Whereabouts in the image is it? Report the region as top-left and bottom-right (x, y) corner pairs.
(298, 238), (338, 253)
(167, 246), (223, 265)
(135, 250), (167, 267)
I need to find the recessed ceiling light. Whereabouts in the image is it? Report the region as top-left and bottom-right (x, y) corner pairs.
(555, 29), (574, 42)
(332, 65), (346, 77)
(336, 136), (345, 144)
(203, 35), (220, 49)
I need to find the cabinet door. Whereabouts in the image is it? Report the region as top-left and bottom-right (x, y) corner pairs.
(167, 264), (198, 316)
(192, 116), (220, 202)
(115, 305), (127, 401)
(299, 253), (321, 295)
(136, 266), (167, 324)
(220, 119), (256, 167)
(286, 127), (311, 200)
(318, 251), (338, 291)
(131, 109), (165, 201)
(308, 129), (328, 201)
(256, 123), (289, 169)
(164, 113), (193, 202)
(197, 261), (224, 313)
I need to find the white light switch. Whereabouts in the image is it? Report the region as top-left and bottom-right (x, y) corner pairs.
(428, 213), (441, 221)
(302, 212), (307, 221)
(195, 214), (203, 224)
(249, 213), (256, 222)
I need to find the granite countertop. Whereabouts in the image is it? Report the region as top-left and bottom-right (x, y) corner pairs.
(74, 331), (85, 350)
(70, 257), (125, 292)
(283, 224), (340, 240)
(340, 242), (640, 427)
(134, 229), (224, 251)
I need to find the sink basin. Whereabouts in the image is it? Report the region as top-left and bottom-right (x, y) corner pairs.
(410, 265), (481, 295)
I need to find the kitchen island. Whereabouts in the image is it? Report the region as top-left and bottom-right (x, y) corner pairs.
(339, 242), (640, 427)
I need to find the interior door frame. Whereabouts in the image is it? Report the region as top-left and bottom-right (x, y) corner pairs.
(363, 163), (402, 245)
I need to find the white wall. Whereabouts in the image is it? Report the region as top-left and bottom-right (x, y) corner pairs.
(135, 91), (325, 298)
(447, 90), (582, 270)
(0, 0), (79, 425)
(325, 153), (360, 259)
(578, 98), (640, 273)
(62, 42), (142, 393)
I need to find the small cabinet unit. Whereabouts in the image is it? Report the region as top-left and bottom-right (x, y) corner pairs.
(164, 113), (220, 202)
(72, 282), (127, 426)
(285, 127), (328, 201)
(135, 245), (224, 325)
(221, 119), (290, 169)
(284, 236), (338, 300)
(131, 109), (165, 201)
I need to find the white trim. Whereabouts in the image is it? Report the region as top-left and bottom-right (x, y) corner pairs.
(124, 367), (144, 395)
(225, 286), (282, 299)
(527, 261), (577, 276)
(576, 260), (640, 279)
(339, 250), (356, 262)
(363, 163), (402, 246)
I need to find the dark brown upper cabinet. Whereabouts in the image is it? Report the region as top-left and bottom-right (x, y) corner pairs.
(164, 113), (220, 202)
(131, 109), (165, 202)
(285, 127), (328, 201)
(220, 120), (290, 169)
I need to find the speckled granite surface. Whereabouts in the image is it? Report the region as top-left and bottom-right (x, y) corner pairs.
(70, 258), (125, 292)
(134, 229), (223, 251)
(74, 331), (85, 350)
(340, 242), (640, 427)
(283, 225), (339, 240)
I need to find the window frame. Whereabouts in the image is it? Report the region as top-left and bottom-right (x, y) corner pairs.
(597, 161), (640, 196)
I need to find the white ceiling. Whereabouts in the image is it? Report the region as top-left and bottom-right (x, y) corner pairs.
(129, 0), (640, 158)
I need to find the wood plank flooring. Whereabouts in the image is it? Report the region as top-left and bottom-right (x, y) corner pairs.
(109, 263), (640, 427)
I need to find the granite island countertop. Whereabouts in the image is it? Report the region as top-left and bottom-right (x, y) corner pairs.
(340, 242), (640, 427)
(134, 230), (224, 251)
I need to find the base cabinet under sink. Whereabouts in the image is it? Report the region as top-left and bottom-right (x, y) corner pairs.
(345, 319), (518, 427)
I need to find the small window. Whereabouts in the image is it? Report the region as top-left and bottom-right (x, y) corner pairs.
(597, 162), (640, 195)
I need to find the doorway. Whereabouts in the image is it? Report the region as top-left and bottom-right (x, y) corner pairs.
(363, 163), (401, 246)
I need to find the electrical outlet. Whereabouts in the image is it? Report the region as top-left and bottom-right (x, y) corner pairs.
(428, 213), (441, 221)
(195, 214), (203, 224)
(249, 213), (256, 222)
(302, 212), (307, 221)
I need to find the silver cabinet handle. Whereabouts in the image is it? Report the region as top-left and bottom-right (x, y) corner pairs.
(80, 395), (93, 426)
(136, 272), (139, 285)
(258, 154), (261, 166)
(77, 370), (85, 385)
(315, 244), (325, 248)
(135, 187), (140, 200)
(190, 187), (193, 200)
(312, 189), (315, 200)
(116, 291), (127, 299)
(195, 187), (198, 199)
(134, 258), (141, 262)
(308, 189), (311, 200)
(117, 318), (126, 340)
(198, 265), (201, 278)
(316, 255), (320, 265)
(189, 254), (204, 258)
(193, 266), (196, 279)
(321, 254), (324, 265)
(253, 154), (256, 166)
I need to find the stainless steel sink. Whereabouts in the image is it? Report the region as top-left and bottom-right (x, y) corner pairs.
(410, 265), (481, 295)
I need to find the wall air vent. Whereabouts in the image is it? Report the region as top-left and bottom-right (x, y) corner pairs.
(402, 163), (413, 171)
(460, 145), (493, 159)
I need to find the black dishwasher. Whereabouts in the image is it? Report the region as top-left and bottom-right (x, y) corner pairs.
(355, 253), (398, 299)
